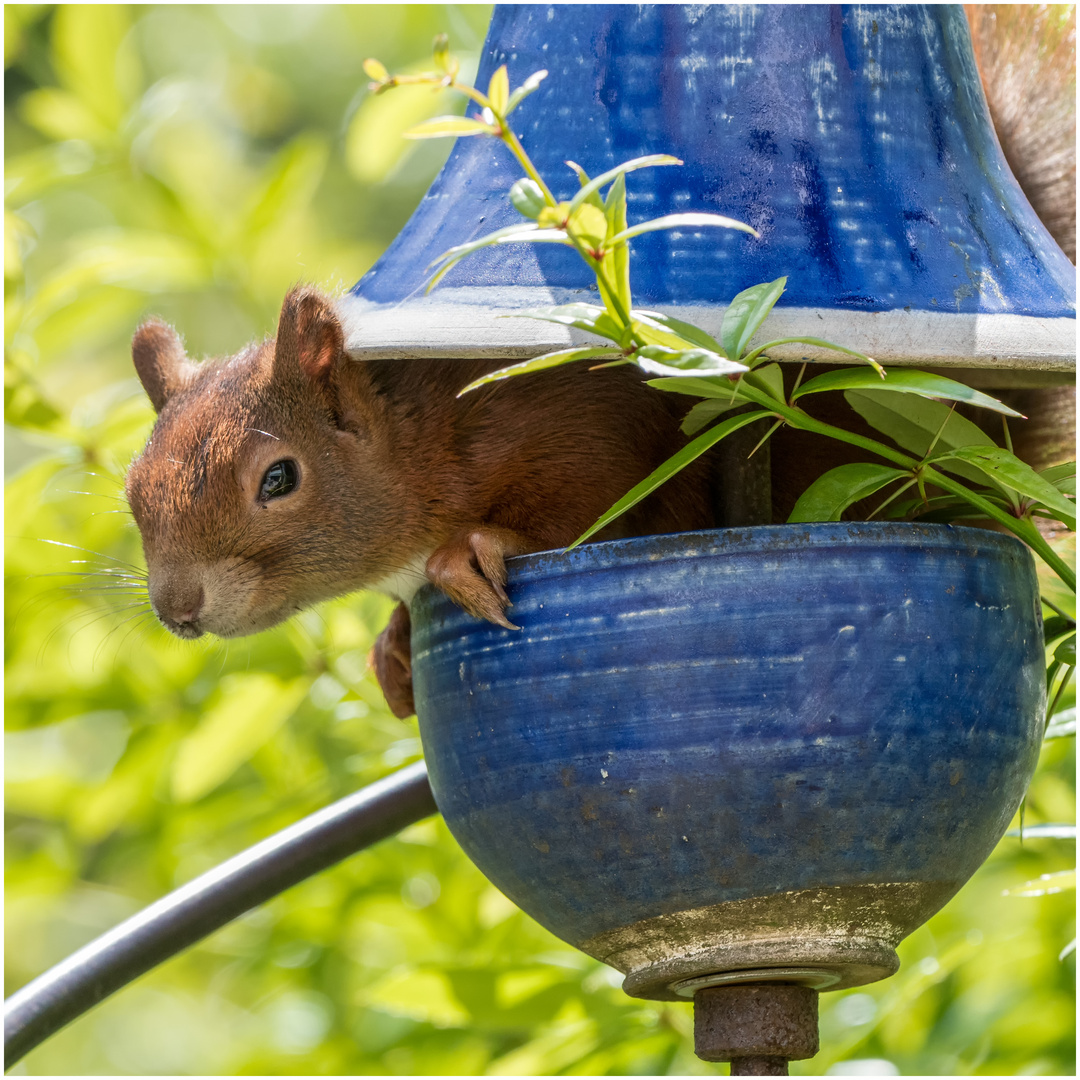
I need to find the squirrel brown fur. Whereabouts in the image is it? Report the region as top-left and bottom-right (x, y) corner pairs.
(125, 287), (717, 717)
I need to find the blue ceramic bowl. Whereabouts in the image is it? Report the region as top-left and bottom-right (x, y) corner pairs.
(411, 524), (1045, 997)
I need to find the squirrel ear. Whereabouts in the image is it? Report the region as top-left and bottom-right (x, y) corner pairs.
(132, 320), (195, 413)
(275, 287), (345, 388)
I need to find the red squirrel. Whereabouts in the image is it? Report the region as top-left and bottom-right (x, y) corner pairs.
(124, 288), (716, 717)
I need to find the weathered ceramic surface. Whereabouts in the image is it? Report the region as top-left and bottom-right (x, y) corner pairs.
(341, 5), (1075, 369)
(411, 524), (1045, 998)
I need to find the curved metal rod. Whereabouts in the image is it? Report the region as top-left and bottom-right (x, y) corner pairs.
(4, 760), (437, 1068)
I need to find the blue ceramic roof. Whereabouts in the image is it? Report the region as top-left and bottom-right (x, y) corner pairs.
(353, 4), (1075, 317)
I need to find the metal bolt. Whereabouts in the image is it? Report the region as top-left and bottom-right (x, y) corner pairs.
(729, 1056), (791, 1076)
(693, 983), (820, 1075)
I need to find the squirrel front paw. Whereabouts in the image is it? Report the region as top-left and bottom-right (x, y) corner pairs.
(426, 527), (533, 629)
(371, 602), (415, 719)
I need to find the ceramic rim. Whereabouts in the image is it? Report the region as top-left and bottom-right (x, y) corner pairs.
(672, 967), (843, 997)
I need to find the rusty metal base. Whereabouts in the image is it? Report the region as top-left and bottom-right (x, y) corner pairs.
(694, 984), (820, 1074)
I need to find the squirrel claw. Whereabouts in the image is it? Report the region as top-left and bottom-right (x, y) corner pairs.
(426, 526), (533, 630)
(491, 610), (520, 631)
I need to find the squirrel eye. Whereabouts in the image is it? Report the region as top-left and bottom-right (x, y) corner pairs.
(259, 459), (299, 501)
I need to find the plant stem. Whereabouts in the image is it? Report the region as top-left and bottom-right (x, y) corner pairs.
(1041, 596), (1074, 621)
(498, 124), (557, 205)
(922, 404), (956, 459)
(868, 478), (918, 520)
(1047, 664), (1075, 722)
(735, 383), (918, 468)
(448, 79), (494, 114)
(591, 258), (633, 327)
(558, 231), (631, 326)
(789, 363), (808, 398)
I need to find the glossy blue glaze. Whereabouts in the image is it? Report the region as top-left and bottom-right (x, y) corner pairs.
(353, 5), (1074, 316)
(411, 524), (1045, 951)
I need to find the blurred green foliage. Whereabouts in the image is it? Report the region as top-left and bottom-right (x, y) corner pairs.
(5, 6), (1075, 1075)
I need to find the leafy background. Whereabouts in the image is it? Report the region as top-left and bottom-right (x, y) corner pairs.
(4, 5), (1075, 1075)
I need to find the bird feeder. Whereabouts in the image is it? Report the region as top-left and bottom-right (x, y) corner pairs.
(340, 5), (1072, 1072)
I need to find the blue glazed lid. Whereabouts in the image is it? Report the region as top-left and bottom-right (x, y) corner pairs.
(339, 4), (1075, 373)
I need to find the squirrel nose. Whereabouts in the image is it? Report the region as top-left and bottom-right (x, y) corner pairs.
(151, 577), (206, 636)
(175, 586), (205, 625)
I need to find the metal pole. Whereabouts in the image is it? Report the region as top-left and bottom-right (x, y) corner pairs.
(4, 761), (437, 1067)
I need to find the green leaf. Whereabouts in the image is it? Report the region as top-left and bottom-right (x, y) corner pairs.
(1054, 633), (1076, 666)
(630, 310), (725, 354)
(170, 674), (311, 803)
(796, 368), (1022, 415)
(426, 225), (569, 290)
(567, 203), (607, 247)
(844, 391), (995, 486)
(456, 348), (622, 395)
(647, 376), (747, 400)
(1005, 824), (1076, 839)
(506, 69), (548, 114)
(21, 230), (208, 329)
(487, 65), (509, 114)
(510, 179), (547, 220)
(567, 154), (682, 215)
(363, 969), (470, 1026)
(681, 398), (743, 435)
(847, 389), (995, 452)
(19, 87), (113, 143)
(431, 34), (451, 74)
(1041, 462), (1077, 497)
(1045, 707), (1076, 740)
(742, 362), (785, 402)
(932, 446), (1077, 529)
(744, 336), (884, 375)
(721, 277), (787, 362)
(571, 410), (773, 547)
(507, 303), (623, 343)
(602, 172), (631, 317)
(537, 201), (571, 228)
(1038, 534), (1076, 619)
(633, 345), (748, 378)
(609, 212), (757, 247)
(363, 57), (389, 83)
(5, 369), (63, 430)
(404, 115), (495, 139)
(787, 463), (910, 523)
(244, 134), (329, 241)
(50, 4), (136, 131)
(564, 160), (605, 209)
(346, 73), (466, 182)
(1043, 616), (1076, 642)
(1002, 870), (1076, 897)
(628, 318), (698, 352)
(887, 500), (1014, 524)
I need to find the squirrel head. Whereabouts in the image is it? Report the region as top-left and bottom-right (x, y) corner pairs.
(125, 286), (406, 639)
